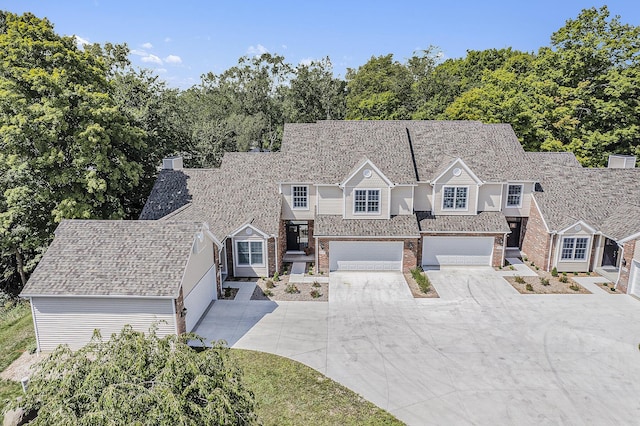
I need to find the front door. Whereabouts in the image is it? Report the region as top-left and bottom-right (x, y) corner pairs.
(602, 239), (619, 267)
(507, 219), (522, 248)
(286, 224), (299, 251)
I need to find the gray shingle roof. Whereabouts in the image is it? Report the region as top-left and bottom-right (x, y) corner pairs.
(417, 211), (510, 233)
(526, 152), (582, 168)
(314, 214), (420, 237)
(21, 220), (203, 298)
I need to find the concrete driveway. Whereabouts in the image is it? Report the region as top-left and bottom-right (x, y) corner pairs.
(195, 269), (640, 425)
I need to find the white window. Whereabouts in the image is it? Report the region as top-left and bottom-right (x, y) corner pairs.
(354, 189), (380, 213)
(442, 186), (468, 210)
(506, 184), (523, 207)
(236, 241), (264, 266)
(560, 237), (589, 261)
(292, 185), (308, 209)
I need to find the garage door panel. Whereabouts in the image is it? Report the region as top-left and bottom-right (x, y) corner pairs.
(630, 260), (640, 297)
(423, 236), (494, 266)
(184, 265), (216, 331)
(330, 241), (403, 271)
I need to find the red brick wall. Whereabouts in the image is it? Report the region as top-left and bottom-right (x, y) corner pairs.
(617, 239), (637, 293)
(278, 220), (287, 273)
(421, 232), (505, 267)
(316, 238), (419, 274)
(521, 199), (551, 270)
(225, 238), (234, 278)
(267, 237), (276, 277)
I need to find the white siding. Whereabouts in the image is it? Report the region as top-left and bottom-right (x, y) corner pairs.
(184, 265), (216, 331)
(317, 186), (343, 215)
(182, 235), (215, 297)
(343, 167), (390, 219)
(432, 165), (479, 215)
(32, 297), (176, 352)
(554, 228), (593, 273)
(634, 240), (640, 262)
(630, 260), (640, 297)
(281, 184), (316, 220)
(502, 183), (534, 217)
(232, 227), (268, 277)
(390, 186), (413, 215)
(413, 183), (432, 211)
(478, 184), (502, 212)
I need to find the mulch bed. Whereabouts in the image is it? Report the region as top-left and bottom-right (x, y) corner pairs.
(251, 276), (328, 301)
(595, 281), (624, 294)
(220, 287), (239, 300)
(403, 272), (439, 298)
(505, 262), (591, 294)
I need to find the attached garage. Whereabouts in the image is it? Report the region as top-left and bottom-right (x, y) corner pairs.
(183, 265), (217, 332)
(330, 241), (403, 271)
(422, 236), (494, 267)
(630, 260), (640, 298)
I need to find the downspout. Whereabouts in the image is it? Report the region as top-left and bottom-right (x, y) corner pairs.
(614, 243), (625, 290)
(30, 297), (41, 354)
(502, 232), (508, 266)
(546, 232), (556, 271)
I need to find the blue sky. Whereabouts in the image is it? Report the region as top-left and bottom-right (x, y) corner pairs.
(2, 1), (639, 89)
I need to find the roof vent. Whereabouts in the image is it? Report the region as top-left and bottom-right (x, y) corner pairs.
(162, 156), (183, 170)
(607, 154), (636, 169)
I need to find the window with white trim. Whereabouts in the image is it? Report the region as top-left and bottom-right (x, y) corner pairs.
(354, 189), (380, 213)
(292, 185), (308, 209)
(506, 184), (523, 207)
(560, 237), (588, 261)
(236, 241), (264, 266)
(442, 186), (468, 210)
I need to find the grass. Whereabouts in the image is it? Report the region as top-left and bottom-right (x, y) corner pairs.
(410, 268), (431, 293)
(0, 302), (36, 413)
(230, 349), (402, 425)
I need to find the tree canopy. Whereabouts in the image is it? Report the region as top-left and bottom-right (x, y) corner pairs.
(17, 326), (257, 425)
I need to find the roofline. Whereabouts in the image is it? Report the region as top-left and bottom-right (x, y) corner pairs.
(619, 231), (640, 244)
(20, 293), (176, 299)
(431, 158), (483, 185)
(530, 195), (551, 233)
(229, 222), (271, 239)
(419, 230), (507, 234)
(339, 158), (394, 188)
(157, 202), (193, 220)
(557, 220), (597, 235)
(314, 235), (419, 239)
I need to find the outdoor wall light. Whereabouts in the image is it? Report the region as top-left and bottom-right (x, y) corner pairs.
(181, 307), (188, 317)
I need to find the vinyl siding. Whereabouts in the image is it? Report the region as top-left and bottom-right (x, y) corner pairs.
(634, 240), (640, 262)
(554, 228), (593, 273)
(478, 184), (502, 212)
(281, 184), (316, 220)
(502, 183), (534, 217)
(390, 186), (413, 215)
(32, 297), (176, 352)
(317, 186), (343, 215)
(432, 166), (479, 215)
(182, 236), (215, 298)
(232, 230), (268, 277)
(343, 167), (390, 219)
(413, 183), (432, 211)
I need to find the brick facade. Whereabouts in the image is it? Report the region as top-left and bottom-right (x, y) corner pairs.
(267, 237), (276, 277)
(521, 199), (551, 270)
(617, 239), (637, 293)
(225, 238), (234, 278)
(421, 232), (505, 267)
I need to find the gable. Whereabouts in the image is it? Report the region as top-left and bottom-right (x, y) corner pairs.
(432, 158), (482, 185)
(341, 159), (393, 188)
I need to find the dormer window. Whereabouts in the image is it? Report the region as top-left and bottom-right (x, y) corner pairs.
(442, 186), (467, 210)
(354, 189), (380, 214)
(506, 184), (523, 208)
(292, 185), (308, 209)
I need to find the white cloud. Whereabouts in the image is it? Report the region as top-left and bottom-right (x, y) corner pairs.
(141, 54), (163, 65)
(155, 68), (168, 74)
(141, 42), (153, 49)
(75, 35), (90, 47)
(281, 44), (288, 50)
(164, 37), (172, 42)
(130, 49), (146, 56)
(164, 55), (182, 64)
(299, 57), (314, 66)
(247, 44), (268, 56)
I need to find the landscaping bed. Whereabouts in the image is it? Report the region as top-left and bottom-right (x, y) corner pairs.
(404, 268), (439, 298)
(595, 281), (624, 294)
(252, 275), (328, 301)
(505, 262), (591, 294)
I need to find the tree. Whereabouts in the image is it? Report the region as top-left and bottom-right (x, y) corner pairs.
(0, 12), (147, 292)
(17, 325), (257, 425)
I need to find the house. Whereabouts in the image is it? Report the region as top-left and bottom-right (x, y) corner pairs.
(141, 121), (640, 296)
(20, 220), (222, 352)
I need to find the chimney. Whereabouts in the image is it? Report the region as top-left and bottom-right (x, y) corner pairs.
(162, 156), (183, 170)
(607, 154), (636, 169)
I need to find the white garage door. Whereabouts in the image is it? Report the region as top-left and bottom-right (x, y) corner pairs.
(422, 236), (494, 266)
(184, 265), (217, 331)
(330, 241), (403, 271)
(630, 260), (640, 298)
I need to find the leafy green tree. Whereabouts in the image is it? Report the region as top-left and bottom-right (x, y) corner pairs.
(0, 11), (146, 291)
(345, 54), (412, 119)
(18, 325), (257, 425)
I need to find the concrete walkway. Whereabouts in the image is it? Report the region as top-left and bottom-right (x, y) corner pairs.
(196, 269), (640, 425)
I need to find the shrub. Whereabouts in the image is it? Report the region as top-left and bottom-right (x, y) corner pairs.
(551, 267), (558, 277)
(525, 283), (534, 292)
(410, 267), (431, 293)
(266, 280), (275, 289)
(586, 271), (591, 276)
(540, 277), (550, 286)
(535, 266), (539, 270)
(285, 284), (299, 294)
(530, 261), (535, 267)
(273, 271), (280, 282)
(569, 284), (580, 291)
(514, 276), (525, 284)
(558, 275), (568, 283)
(310, 289), (321, 298)
(603, 282), (609, 287)
(573, 271), (578, 276)
(610, 287), (616, 292)
(523, 256), (528, 262)
(224, 287), (232, 298)
(264, 289), (273, 297)
(509, 265), (515, 270)
(312, 281), (321, 288)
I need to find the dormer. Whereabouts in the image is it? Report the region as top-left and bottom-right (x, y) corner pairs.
(341, 159), (393, 219)
(431, 158), (482, 216)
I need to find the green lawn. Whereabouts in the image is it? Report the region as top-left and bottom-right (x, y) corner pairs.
(231, 349), (403, 425)
(0, 302), (35, 413)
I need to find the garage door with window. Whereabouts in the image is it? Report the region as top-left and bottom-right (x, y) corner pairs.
(329, 241), (403, 271)
(422, 236), (494, 267)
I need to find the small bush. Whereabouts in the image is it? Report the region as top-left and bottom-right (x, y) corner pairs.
(266, 280), (275, 289)
(586, 271), (591, 276)
(530, 261), (535, 267)
(573, 271), (578, 276)
(514, 276), (525, 284)
(603, 282), (609, 287)
(509, 265), (515, 270)
(558, 275), (568, 283)
(312, 281), (321, 288)
(264, 289), (273, 297)
(525, 283), (534, 292)
(224, 287), (232, 298)
(551, 267), (558, 277)
(535, 266), (539, 270)
(310, 289), (321, 298)
(410, 267), (431, 293)
(569, 284), (580, 291)
(610, 287), (616, 292)
(285, 284), (299, 294)
(540, 277), (550, 286)
(273, 271), (280, 282)
(523, 256), (528, 262)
